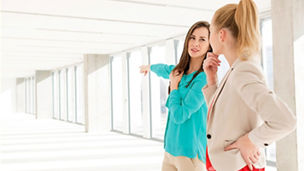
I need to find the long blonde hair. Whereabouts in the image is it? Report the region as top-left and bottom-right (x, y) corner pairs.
(213, 0), (260, 60)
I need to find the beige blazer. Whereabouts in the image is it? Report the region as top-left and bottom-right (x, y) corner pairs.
(202, 58), (296, 171)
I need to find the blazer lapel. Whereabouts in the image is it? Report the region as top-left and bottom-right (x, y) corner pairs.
(207, 58), (241, 125)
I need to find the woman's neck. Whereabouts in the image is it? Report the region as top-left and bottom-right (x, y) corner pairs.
(224, 48), (239, 67)
(188, 56), (204, 74)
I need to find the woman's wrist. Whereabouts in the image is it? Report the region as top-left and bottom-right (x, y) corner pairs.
(170, 83), (178, 90)
(207, 76), (217, 86)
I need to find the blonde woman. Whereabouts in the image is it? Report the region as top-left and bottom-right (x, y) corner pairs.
(202, 0), (297, 170)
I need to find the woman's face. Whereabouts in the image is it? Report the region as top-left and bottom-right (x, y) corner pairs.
(187, 27), (210, 58)
(209, 19), (223, 55)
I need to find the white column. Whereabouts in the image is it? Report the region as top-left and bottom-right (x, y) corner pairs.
(121, 53), (130, 134)
(84, 54), (111, 133)
(294, 21), (304, 171)
(67, 67), (76, 122)
(35, 71), (52, 119)
(293, 1), (304, 170)
(141, 47), (151, 138)
(0, 14), (2, 98)
(16, 78), (26, 113)
(0, 78), (16, 114)
(165, 39), (176, 65)
(272, 0), (304, 170)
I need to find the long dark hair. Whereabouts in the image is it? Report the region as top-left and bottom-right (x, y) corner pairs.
(169, 21), (212, 93)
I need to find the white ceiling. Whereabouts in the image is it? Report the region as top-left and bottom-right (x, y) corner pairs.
(0, 0), (271, 78)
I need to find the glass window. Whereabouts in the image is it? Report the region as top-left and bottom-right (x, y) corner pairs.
(111, 55), (124, 131)
(261, 19), (276, 165)
(52, 73), (54, 117)
(25, 78), (27, 113)
(217, 55), (230, 82)
(67, 67), (76, 122)
(176, 39), (185, 64)
(53, 71), (60, 119)
(128, 51), (144, 136)
(27, 78), (31, 114)
(60, 69), (67, 120)
(31, 77), (36, 114)
(27, 78), (30, 113)
(261, 19), (274, 90)
(24, 78), (27, 113)
(25, 78), (28, 113)
(76, 64), (85, 124)
(149, 45), (169, 140)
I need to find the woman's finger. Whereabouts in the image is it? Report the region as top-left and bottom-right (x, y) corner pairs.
(173, 70), (179, 76)
(208, 57), (221, 64)
(257, 151), (261, 156)
(176, 75), (183, 80)
(224, 142), (238, 151)
(206, 61), (220, 68)
(249, 155), (257, 164)
(206, 52), (218, 59)
(253, 153), (259, 160)
(207, 53), (218, 59)
(205, 59), (221, 67)
(244, 157), (253, 171)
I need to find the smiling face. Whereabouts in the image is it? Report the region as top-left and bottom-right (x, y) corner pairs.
(187, 27), (210, 58)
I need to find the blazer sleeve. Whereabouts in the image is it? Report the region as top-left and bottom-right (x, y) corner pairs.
(233, 63), (296, 148)
(166, 78), (206, 124)
(150, 64), (175, 79)
(202, 84), (218, 106)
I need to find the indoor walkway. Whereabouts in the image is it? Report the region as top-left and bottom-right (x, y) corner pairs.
(0, 113), (277, 171)
(0, 113), (163, 171)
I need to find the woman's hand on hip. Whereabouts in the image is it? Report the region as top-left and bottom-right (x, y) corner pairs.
(203, 52), (220, 86)
(169, 70), (183, 90)
(139, 65), (150, 76)
(224, 134), (260, 171)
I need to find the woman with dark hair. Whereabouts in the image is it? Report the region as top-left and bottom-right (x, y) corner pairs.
(140, 21), (212, 171)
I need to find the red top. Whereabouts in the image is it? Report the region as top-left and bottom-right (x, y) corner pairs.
(206, 148), (265, 171)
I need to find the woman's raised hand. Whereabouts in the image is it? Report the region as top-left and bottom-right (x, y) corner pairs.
(203, 52), (221, 86)
(139, 65), (150, 76)
(169, 70), (183, 91)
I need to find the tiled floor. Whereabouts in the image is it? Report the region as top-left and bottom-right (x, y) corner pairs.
(0, 113), (163, 171)
(0, 113), (277, 171)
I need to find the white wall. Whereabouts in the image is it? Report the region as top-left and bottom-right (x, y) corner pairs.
(0, 78), (16, 115)
(16, 78), (26, 113)
(35, 71), (53, 119)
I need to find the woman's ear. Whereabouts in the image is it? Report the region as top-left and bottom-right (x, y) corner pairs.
(219, 29), (226, 42)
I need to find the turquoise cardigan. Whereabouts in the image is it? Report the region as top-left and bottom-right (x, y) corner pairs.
(150, 64), (208, 163)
